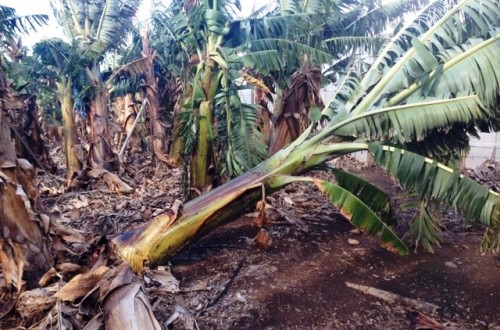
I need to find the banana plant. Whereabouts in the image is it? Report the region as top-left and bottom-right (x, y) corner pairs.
(155, 0), (357, 196)
(0, 5), (48, 39)
(51, 0), (141, 171)
(234, 0), (432, 154)
(113, 0), (500, 272)
(33, 39), (88, 185)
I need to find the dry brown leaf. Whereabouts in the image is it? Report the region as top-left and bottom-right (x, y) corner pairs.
(88, 169), (133, 193)
(69, 195), (89, 209)
(54, 265), (109, 301)
(103, 282), (161, 330)
(17, 287), (57, 320)
(57, 262), (84, 274)
(181, 279), (210, 293)
(254, 229), (273, 250)
(409, 311), (451, 330)
(98, 263), (135, 303)
(50, 216), (87, 243)
(39, 267), (58, 287)
(0, 168), (52, 289)
(252, 200), (267, 228)
(148, 266), (180, 293)
(82, 312), (104, 330)
(103, 172), (133, 193)
(165, 303), (196, 330)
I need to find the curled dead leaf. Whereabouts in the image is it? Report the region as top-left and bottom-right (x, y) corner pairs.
(54, 265), (109, 301)
(254, 229), (272, 250)
(39, 267), (59, 287)
(408, 311), (450, 330)
(103, 281), (161, 330)
(381, 241), (401, 254)
(253, 200), (267, 228)
(147, 266), (180, 294)
(17, 287), (57, 320)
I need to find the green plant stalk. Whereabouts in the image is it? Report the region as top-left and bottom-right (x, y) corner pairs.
(191, 100), (212, 192)
(56, 79), (82, 185)
(113, 133), (368, 270)
(191, 61), (216, 192)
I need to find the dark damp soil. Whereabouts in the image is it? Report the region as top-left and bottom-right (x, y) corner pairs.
(155, 162), (500, 329)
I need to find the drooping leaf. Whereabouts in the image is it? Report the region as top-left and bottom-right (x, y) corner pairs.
(313, 178), (408, 255)
(329, 168), (395, 224)
(369, 143), (500, 252)
(347, 0), (499, 115)
(237, 38), (334, 75)
(408, 201), (443, 253)
(0, 5), (48, 38)
(106, 55), (154, 85)
(330, 95), (490, 143)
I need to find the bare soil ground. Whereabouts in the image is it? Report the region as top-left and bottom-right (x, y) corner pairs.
(4, 148), (500, 329)
(164, 164), (500, 330)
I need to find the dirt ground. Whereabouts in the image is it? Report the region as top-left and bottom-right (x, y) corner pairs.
(162, 164), (500, 330)
(4, 148), (500, 329)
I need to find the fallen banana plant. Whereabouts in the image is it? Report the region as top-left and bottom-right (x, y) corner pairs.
(113, 137), (500, 271)
(112, 0), (500, 271)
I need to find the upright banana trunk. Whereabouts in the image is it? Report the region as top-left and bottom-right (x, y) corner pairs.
(89, 80), (115, 171)
(15, 96), (53, 171)
(190, 64), (216, 196)
(168, 110), (184, 166)
(121, 94), (141, 155)
(191, 100), (213, 194)
(141, 28), (168, 164)
(57, 79), (83, 185)
(268, 64), (323, 155)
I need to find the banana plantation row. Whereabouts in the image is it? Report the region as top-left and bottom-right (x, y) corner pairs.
(0, 0), (499, 319)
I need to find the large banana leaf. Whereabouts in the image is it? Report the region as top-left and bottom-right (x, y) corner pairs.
(329, 95), (490, 143)
(216, 82), (266, 176)
(329, 168), (394, 224)
(323, 36), (385, 55)
(369, 143), (500, 251)
(0, 5), (48, 37)
(387, 35), (500, 106)
(106, 55), (154, 85)
(237, 39), (334, 75)
(348, 0), (498, 115)
(409, 201), (444, 253)
(313, 178), (408, 255)
(54, 0), (140, 59)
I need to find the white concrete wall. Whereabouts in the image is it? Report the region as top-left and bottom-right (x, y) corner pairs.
(466, 133), (500, 169)
(238, 89), (253, 104)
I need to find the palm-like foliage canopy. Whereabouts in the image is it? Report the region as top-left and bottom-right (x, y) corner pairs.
(0, 5), (51, 118)
(152, 0), (432, 180)
(51, 0), (141, 60)
(322, 0), (499, 153)
(0, 5), (48, 41)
